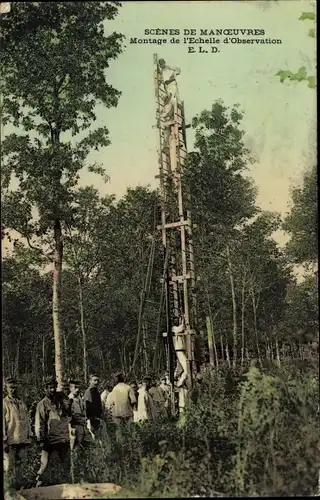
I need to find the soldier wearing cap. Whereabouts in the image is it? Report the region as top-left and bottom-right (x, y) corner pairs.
(149, 377), (167, 420)
(3, 377), (32, 489)
(136, 375), (158, 423)
(34, 376), (72, 487)
(69, 378), (93, 450)
(83, 372), (104, 437)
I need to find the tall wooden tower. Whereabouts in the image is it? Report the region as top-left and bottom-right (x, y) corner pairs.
(153, 54), (198, 392)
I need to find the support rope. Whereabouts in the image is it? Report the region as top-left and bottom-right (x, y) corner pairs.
(129, 235), (156, 375)
(152, 248), (169, 373)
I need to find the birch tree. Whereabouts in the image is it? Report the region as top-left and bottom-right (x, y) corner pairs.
(1, 2), (123, 388)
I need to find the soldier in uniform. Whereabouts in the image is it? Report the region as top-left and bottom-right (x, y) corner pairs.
(3, 377), (32, 490)
(34, 376), (71, 487)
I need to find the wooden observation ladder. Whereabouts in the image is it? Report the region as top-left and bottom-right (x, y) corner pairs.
(153, 53), (198, 390)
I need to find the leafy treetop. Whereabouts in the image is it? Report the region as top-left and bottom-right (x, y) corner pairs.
(1, 2), (123, 246)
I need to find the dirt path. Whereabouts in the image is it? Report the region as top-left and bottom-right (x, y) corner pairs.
(19, 483), (121, 499)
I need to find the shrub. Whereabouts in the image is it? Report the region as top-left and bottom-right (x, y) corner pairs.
(12, 363), (319, 498)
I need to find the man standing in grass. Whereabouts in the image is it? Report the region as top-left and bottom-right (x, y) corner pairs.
(106, 373), (137, 426)
(69, 379), (93, 482)
(83, 373), (104, 440)
(149, 378), (167, 420)
(69, 379), (93, 451)
(136, 376), (158, 423)
(34, 376), (71, 487)
(3, 377), (32, 491)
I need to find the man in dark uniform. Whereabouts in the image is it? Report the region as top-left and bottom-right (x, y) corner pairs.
(83, 373), (103, 440)
(69, 379), (93, 481)
(69, 379), (93, 450)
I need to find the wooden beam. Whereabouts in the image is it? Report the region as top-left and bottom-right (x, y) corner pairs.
(206, 316), (215, 367)
(157, 220), (190, 230)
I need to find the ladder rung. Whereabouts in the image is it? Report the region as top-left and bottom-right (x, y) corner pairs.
(161, 329), (196, 338)
(157, 220), (190, 230)
(160, 274), (191, 284)
(171, 274), (191, 282)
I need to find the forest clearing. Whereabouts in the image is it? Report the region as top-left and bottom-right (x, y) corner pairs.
(1, 2), (318, 498)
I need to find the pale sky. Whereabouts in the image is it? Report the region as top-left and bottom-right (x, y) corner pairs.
(2, 0), (317, 250)
(83, 0), (316, 242)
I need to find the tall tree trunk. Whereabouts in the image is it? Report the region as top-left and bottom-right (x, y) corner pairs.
(245, 347), (250, 362)
(3, 343), (10, 376)
(99, 349), (105, 377)
(123, 345), (128, 378)
(142, 322), (148, 374)
(225, 341), (231, 368)
(240, 274), (247, 369)
(105, 351), (112, 375)
(226, 245), (237, 369)
(275, 336), (281, 367)
(32, 350), (38, 388)
(42, 334), (46, 382)
(298, 341), (303, 360)
(205, 291), (219, 368)
(206, 316), (215, 367)
(206, 316), (218, 368)
(53, 219), (64, 390)
(220, 333), (225, 361)
(63, 333), (68, 375)
(78, 275), (88, 384)
(212, 320), (219, 368)
(251, 294), (262, 367)
(119, 346), (126, 375)
(14, 332), (22, 377)
(267, 340), (272, 361)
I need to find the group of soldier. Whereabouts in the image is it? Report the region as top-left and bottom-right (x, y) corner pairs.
(3, 371), (171, 491)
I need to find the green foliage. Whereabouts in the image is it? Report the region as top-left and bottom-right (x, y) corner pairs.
(189, 100), (257, 232)
(299, 12), (316, 21)
(1, 1), (124, 383)
(2, 100), (309, 383)
(1, 1), (123, 243)
(276, 68), (316, 89)
(283, 165), (318, 266)
(64, 186), (115, 279)
(276, 11), (316, 88)
(279, 275), (318, 345)
(2, 252), (53, 378)
(233, 366), (319, 496)
(187, 101), (282, 361)
(308, 28), (315, 39)
(1, 2), (123, 132)
(187, 102), (290, 361)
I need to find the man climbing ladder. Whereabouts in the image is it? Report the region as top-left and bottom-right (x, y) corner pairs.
(172, 316), (188, 389)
